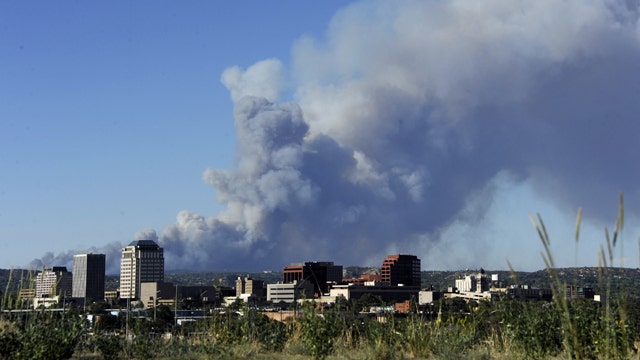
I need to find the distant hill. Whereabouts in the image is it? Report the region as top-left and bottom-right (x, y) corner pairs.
(0, 269), (37, 293)
(5, 267), (640, 299)
(423, 267), (640, 298)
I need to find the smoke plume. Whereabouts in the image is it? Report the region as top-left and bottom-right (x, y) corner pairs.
(169, 0), (640, 271)
(33, 0), (640, 271)
(158, 0), (640, 270)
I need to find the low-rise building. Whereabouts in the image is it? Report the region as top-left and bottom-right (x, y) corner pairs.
(507, 285), (553, 301)
(104, 290), (119, 305)
(342, 274), (382, 285)
(140, 281), (216, 308)
(19, 288), (36, 301)
(329, 284), (420, 303)
(33, 296), (63, 309)
(567, 286), (595, 300)
(395, 300), (412, 313)
(418, 290), (444, 305)
(267, 280), (315, 303)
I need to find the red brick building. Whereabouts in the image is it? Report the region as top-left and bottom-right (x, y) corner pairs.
(381, 254), (421, 287)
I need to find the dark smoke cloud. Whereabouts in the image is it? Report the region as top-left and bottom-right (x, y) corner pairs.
(32, 0), (640, 271)
(30, 241), (124, 275)
(29, 230), (158, 275)
(156, 0), (640, 270)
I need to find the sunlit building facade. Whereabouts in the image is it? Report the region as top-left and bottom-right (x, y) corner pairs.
(35, 266), (72, 299)
(120, 240), (164, 299)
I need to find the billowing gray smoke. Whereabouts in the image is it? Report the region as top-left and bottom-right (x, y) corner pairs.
(158, 0), (640, 271)
(31, 242), (124, 275)
(33, 0), (640, 272)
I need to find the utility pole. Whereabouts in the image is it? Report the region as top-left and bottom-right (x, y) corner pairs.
(174, 285), (178, 327)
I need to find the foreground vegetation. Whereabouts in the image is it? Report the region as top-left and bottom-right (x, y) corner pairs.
(1, 292), (640, 360)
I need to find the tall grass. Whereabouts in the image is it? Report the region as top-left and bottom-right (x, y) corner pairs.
(1, 268), (13, 311)
(528, 193), (635, 359)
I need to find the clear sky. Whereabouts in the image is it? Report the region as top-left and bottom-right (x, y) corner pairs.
(2, 1), (640, 274)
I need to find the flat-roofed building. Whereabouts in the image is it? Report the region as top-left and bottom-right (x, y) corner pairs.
(35, 266), (72, 299)
(19, 288), (36, 301)
(455, 270), (490, 293)
(235, 277), (265, 299)
(381, 254), (421, 287)
(267, 280), (315, 303)
(418, 290), (444, 305)
(33, 296), (62, 309)
(72, 253), (106, 303)
(283, 261), (343, 296)
(141, 281), (176, 308)
(141, 281), (217, 308)
(120, 240), (164, 299)
(283, 264), (304, 284)
(342, 274), (382, 285)
(329, 283), (419, 303)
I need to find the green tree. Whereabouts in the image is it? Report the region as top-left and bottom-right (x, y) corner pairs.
(10, 312), (85, 360)
(298, 302), (340, 360)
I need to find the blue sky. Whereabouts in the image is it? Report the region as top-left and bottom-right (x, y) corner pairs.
(2, 1), (640, 274)
(0, 1), (347, 269)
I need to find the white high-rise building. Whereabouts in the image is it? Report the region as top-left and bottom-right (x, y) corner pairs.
(119, 240), (164, 299)
(35, 266), (72, 299)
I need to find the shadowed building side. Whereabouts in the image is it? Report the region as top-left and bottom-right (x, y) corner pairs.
(72, 253), (106, 304)
(381, 254), (421, 287)
(283, 261), (343, 296)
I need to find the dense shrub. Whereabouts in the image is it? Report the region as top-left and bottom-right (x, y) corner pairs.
(0, 323), (21, 360)
(94, 333), (124, 360)
(504, 302), (563, 358)
(297, 303), (341, 360)
(3, 296), (640, 359)
(3, 312), (84, 360)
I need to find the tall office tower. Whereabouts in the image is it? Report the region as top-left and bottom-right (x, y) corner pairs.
(283, 261), (343, 295)
(72, 253), (106, 302)
(35, 266), (72, 298)
(120, 240), (164, 299)
(381, 254), (421, 287)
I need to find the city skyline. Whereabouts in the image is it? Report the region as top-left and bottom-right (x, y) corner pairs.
(3, 1), (640, 274)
